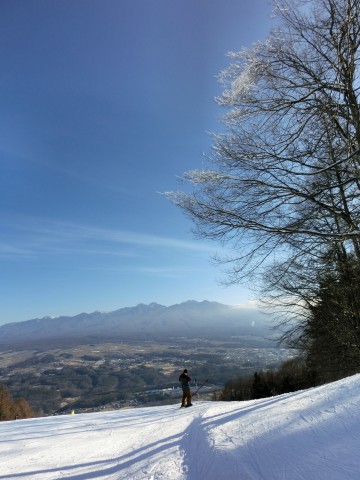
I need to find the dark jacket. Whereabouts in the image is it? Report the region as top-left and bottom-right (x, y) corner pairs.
(179, 372), (191, 390)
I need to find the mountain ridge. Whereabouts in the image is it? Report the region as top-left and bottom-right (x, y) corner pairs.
(0, 300), (270, 346)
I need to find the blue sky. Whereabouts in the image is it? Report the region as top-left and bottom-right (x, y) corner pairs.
(0, 0), (273, 324)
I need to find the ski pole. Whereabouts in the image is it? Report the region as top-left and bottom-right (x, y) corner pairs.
(194, 379), (209, 395)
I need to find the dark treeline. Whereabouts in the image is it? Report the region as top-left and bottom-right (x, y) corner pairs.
(219, 358), (316, 402)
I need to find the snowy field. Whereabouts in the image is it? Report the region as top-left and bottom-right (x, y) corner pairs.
(2, 374), (360, 480)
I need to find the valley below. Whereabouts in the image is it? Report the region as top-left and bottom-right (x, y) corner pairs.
(0, 301), (296, 416)
(0, 336), (294, 416)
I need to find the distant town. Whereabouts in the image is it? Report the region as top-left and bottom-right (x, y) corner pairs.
(0, 337), (295, 415)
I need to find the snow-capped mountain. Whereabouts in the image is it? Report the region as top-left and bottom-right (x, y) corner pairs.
(0, 300), (269, 346)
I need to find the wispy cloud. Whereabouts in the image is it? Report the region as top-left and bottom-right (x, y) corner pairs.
(232, 300), (259, 310)
(0, 216), (216, 260)
(46, 221), (204, 250)
(0, 242), (36, 260)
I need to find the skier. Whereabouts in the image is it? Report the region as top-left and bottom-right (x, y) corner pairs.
(179, 368), (193, 407)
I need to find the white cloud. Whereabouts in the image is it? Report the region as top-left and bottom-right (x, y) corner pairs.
(231, 300), (259, 309)
(0, 215), (216, 259)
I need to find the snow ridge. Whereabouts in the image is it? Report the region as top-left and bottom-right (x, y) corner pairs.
(1, 374), (360, 479)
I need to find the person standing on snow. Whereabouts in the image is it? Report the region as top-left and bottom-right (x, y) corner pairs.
(179, 369), (193, 407)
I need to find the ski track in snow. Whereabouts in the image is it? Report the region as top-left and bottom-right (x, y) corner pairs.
(2, 375), (360, 479)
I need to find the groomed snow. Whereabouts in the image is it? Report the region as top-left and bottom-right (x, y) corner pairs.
(2, 374), (360, 479)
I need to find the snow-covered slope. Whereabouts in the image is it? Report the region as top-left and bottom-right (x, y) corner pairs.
(2, 374), (360, 479)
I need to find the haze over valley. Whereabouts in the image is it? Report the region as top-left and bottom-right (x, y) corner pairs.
(0, 301), (293, 415)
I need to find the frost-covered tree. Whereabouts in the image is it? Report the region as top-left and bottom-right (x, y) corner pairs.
(167, 0), (360, 298)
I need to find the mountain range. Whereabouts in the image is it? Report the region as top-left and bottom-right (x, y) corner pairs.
(0, 300), (271, 346)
